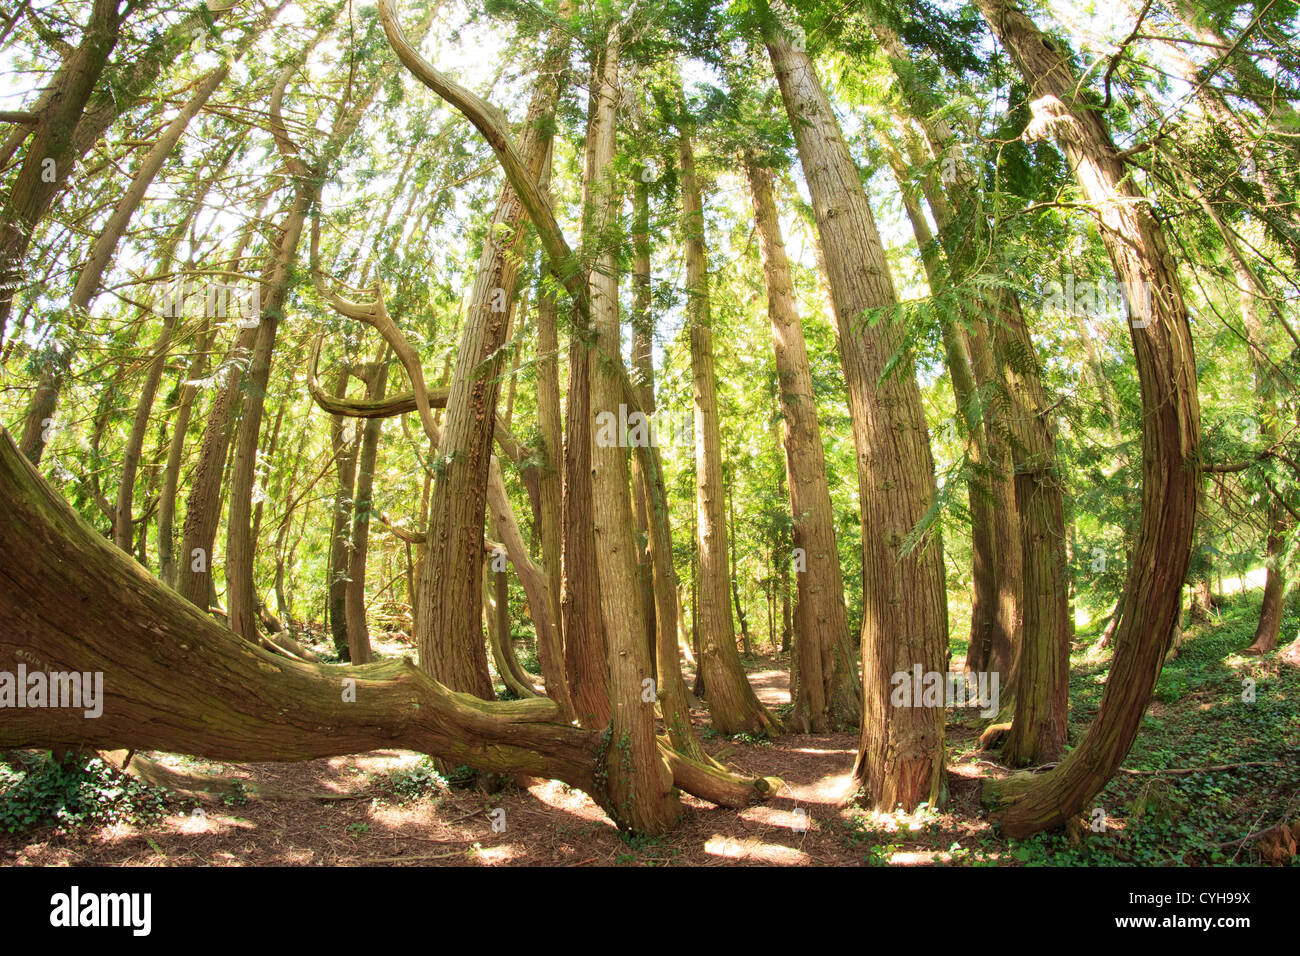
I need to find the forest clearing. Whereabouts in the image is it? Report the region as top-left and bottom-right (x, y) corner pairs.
(0, 0), (1298, 888)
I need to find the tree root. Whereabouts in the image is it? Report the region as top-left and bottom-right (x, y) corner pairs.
(101, 750), (371, 802)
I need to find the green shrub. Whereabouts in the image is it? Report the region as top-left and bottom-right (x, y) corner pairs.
(0, 754), (169, 834)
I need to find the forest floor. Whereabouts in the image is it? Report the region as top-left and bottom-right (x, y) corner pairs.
(2, 590), (1298, 866)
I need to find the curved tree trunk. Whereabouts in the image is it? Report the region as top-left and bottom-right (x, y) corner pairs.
(0, 425), (781, 829)
(484, 548), (540, 699)
(486, 454), (566, 711)
(973, 0), (1202, 837)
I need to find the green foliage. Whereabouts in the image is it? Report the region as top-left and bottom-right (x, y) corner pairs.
(0, 755), (170, 834)
(999, 592), (1300, 865)
(374, 756), (449, 802)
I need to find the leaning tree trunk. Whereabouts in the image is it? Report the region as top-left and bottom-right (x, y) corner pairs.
(973, 0), (1201, 837)
(327, 367), (359, 660)
(764, 3), (946, 809)
(680, 129), (780, 738)
(17, 31), (253, 464)
(175, 318), (260, 609)
(223, 183), (313, 640)
(584, 29), (681, 832)
(156, 188), (263, 588)
(0, 425), (782, 830)
(744, 152), (860, 733)
(415, 17), (568, 702)
(0, 0), (126, 340)
(344, 352), (391, 665)
(226, 47), (389, 641)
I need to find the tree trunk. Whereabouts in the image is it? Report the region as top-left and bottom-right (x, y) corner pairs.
(744, 152), (859, 732)
(681, 129), (779, 737)
(0, 0), (127, 340)
(486, 454), (567, 711)
(878, 30), (1055, 754)
(113, 315), (176, 554)
(765, 6), (946, 808)
(534, 255), (567, 707)
(484, 548), (539, 699)
(974, 0), (1202, 837)
(224, 182), (313, 640)
(1237, 259), (1289, 654)
(12, 5), (254, 439)
(157, 187), (262, 588)
(19, 63), (227, 466)
(727, 480), (753, 657)
(630, 178), (659, 679)
(328, 368), (359, 660)
(415, 17), (568, 702)
(584, 29), (681, 832)
(560, 89), (611, 730)
(0, 425), (783, 827)
(344, 353), (390, 664)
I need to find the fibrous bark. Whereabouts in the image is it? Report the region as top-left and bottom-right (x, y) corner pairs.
(974, 0), (1202, 837)
(764, 3), (947, 809)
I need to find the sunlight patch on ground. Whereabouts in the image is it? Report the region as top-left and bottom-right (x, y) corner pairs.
(740, 805), (816, 833)
(335, 751), (415, 774)
(704, 834), (808, 864)
(856, 804), (943, 835)
(367, 801), (440, 828)
(889, 849), (950, 865)
(524, 779), (608, 823)
(469, 843), (518, 864)
(768, 768), (854, 805)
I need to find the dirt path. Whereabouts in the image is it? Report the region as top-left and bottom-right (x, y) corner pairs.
(1, 655), (997, 866)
